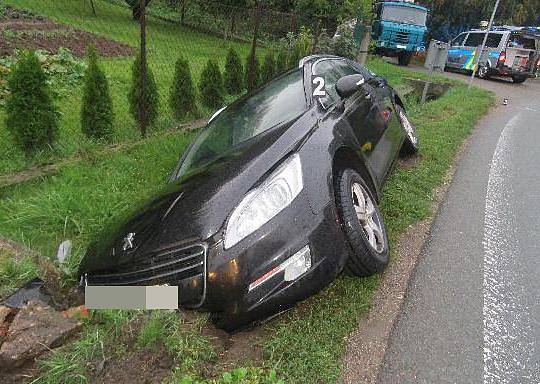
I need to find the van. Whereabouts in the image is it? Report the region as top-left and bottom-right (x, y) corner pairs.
(445, 26), (540, 83)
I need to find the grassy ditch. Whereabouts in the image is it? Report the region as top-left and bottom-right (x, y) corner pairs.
(0, 75), (494, 382)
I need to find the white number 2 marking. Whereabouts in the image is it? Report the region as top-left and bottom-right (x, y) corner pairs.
(312, 76), (326, 98)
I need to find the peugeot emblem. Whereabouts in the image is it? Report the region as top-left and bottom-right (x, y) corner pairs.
(122, 232), (136, 251)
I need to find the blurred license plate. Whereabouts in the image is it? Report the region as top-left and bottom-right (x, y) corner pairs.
(85, 285), (179, 309)
(397, 44), (407, 49)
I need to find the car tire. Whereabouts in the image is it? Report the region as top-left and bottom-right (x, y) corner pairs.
(512, 76), (527, 84)
(398, 52), (412, 66)
(477, 65), (490, 79)
(396, 104), (419, 156)
(335, 169), (389, 277)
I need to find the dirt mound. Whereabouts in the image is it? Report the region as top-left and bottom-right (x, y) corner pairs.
(0, 6), (134, 58)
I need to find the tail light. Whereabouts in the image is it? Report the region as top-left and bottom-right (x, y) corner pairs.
(537, 57), (540, 68)
(498, 51), (506, 66)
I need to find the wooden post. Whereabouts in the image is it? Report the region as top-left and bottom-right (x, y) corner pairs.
(312, 18), (322, 54)
(139, 0), (148, 138)
(247, 2), (261, 93)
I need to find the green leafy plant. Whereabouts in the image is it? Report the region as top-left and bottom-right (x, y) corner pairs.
(128, 54), (159, 135)
(81, 45), (114, 140)
(0, 48), (85, 105)
(261, 52), (276, 84)
(169, 56), (198, 120)
(244, 53), (261, 90)
(4, 50), (59, 153)
(224, 47), (243, 95)
(198, 59), (224, 109)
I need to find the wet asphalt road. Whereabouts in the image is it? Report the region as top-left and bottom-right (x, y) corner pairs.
(379, 71), (540, 383)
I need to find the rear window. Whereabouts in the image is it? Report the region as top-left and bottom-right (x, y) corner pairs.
(464, 32), (502, 48)
(508, 34), (536, 49)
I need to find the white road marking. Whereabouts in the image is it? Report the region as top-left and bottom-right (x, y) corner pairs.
(483, 111), (540, 383)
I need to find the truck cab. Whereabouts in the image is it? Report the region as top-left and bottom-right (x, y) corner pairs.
(372, 1), (429, 66)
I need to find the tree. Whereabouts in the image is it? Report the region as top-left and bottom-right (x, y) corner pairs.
(261, 52), (276, 83)
(199, 59), (224, 109)
(5, 51), (59, 153)
(125, 0), (153, 20)
(128, 54), (159, 133)
(224, 47), (244, 95)
(169, 56), (197, 119)
(81, 45), (114, 140)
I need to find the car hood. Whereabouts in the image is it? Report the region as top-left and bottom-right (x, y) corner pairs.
(79, 111), (316, 274)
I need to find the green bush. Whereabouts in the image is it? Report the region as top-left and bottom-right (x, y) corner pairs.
(244, 53), (261, 90)
(198, 59), (224, 109)
(4, 51), (59, 152)
(81, 45), (114, 140)
(261, 52), (276, 84)
(224, 47), (244, 95)
(169, 56), (197, 119)
(275, 49), (288, 74)
(128, 54), (159, 135)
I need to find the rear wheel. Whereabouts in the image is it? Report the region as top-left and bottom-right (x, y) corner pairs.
(398, 52), (412, 66)
(335, 169), (389, 277)
(396, 105), (419, 156)
(477, 65), (490, 79)
(512, 76), (527, 84)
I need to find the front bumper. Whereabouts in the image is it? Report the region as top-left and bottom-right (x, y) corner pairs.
(204, 198), (347, 330)
(81, 194), (348, 330)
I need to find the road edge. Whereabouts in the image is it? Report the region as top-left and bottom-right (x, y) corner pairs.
(339, 105), (497, 384)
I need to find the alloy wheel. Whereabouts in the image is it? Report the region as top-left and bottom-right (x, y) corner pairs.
(351, 183), (385, 253)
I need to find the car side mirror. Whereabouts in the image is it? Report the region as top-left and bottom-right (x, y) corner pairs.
(336, 74), (365, 99)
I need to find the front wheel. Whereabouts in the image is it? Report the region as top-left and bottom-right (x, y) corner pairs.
(398, 52), (412, 66)
(335, 169), (389, 277)
(512, 76), (527, 84)
(396, 105), (419, 156)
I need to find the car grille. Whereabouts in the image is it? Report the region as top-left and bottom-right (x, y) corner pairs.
(86, 243), (207, 305)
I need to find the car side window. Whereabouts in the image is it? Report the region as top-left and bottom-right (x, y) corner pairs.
(452, 33), (467, 47)
(313, 59), (361, 106)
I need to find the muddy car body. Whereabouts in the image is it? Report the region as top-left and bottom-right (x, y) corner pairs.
(78, 55), (419, 331)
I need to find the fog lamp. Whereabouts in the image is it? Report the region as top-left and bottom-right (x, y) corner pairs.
(248, 245), (312, 292)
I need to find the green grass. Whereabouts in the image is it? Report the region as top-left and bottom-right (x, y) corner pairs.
(261, 84), (494, 383)
(0, 247), (38, 298)
(0, 0), (254, 176)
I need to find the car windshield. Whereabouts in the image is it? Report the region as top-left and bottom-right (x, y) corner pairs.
(381, 5), (427, 26)
(173, 70), (307, 179)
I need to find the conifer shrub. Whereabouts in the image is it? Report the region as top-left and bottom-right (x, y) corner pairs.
(5, 51), (59, 152)
(224, 47), (243, 95)
(169, 56), (197, 119)
(198, 59), (224, 109)
(128, 54), (159, 134)
(244, 53), (261, 90)
(275, 49), (288, 74)
(81, 45), (114, 140)
(261, 52), (276, 84)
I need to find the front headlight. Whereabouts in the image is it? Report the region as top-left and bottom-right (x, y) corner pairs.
(224, 154), (303, 249)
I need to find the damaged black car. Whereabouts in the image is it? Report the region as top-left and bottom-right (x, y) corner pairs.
(78, 55), (419, 331)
